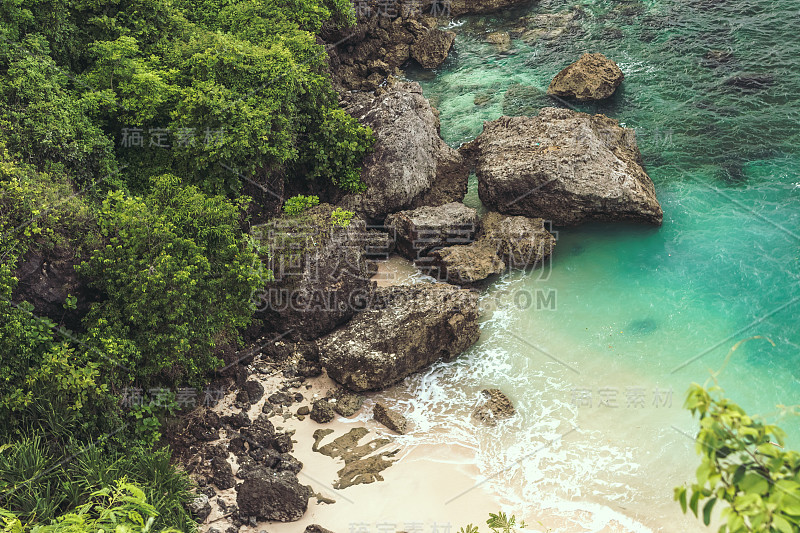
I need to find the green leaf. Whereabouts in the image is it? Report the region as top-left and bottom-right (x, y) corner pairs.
(703, 498), (716, 526)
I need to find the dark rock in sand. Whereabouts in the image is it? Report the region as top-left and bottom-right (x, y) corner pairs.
(221, 411), (251, 429)
(188, 495), (212, 521)
(310, 399), (336, 423)
(297, 405), (311, 416)
(305, 526), (336, 533)
(332, 392), (365, 417)
(547, 53), (624, 101)
(228, 437), (247, 457)
(240, 415), (275, 450)
(248, 446), (280, 467)
(373, 403), (409, 434)
(320, 284), (481, 391)
(472, 389), (515, 425)
(211, 457), (235, 489)
(273, 432), (294, 453)
(243, 380), (265, 404)
(236, 469), (310, 521)
(298, 357), (323, 377)
(276, 453), (303, 474)
(463, 109), (663, 226)
(268, 391), (294, 406)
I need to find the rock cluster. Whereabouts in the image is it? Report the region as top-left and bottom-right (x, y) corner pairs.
(429, 212), (556, 285)
(385, 202), (479, 260)
(327, 13), (454, 92)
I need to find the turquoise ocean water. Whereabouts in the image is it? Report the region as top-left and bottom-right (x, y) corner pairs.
(378, 0), (800, 530)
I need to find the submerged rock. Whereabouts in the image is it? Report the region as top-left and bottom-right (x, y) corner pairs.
(627, 318), (658, 335)
(723, 73), (775, 91)
(373, 403), (409, 434)
(449, 0), (532, 16)
(472, 389), (515, 425)
(320, 284), (481, 391)
(463, 109), (663, 226)
(485, 32), (511, 52)
(547, 53), (624, 101)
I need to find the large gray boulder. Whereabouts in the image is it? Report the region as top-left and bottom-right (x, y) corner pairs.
(252, 204), (374, 340)
(547, 53), (624, 101)
(385, 202), (479, 260)
(320, 284), (480, 391)
(341, 82), (468, 222)
(463, 109), (663, 226)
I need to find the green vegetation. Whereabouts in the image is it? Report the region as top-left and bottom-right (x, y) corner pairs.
(330, 207), (354, 227)
(459, 512), (530, 533)
(283, 194), (320, 216)
(0, 0), (370, 529)
(0, 438), (194, 532)
(78, 174), (263, 387)
(676, 384), (800, 532)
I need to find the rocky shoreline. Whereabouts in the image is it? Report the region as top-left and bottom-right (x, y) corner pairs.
(158, 2), (664, 531)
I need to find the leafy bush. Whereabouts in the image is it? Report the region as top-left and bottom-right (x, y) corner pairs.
(78, 174), (264, 386)
(0, 35), (117, 187)
(330, 207), (354, 227)
(0, 480), (182, 533)
(675, 384), (800, 532)
(283, 195), (320, 216)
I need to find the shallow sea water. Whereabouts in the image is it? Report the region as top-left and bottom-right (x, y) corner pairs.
(379, 0), (800, 530)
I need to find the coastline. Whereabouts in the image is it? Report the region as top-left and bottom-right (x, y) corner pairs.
(195, 256), (711, 533)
